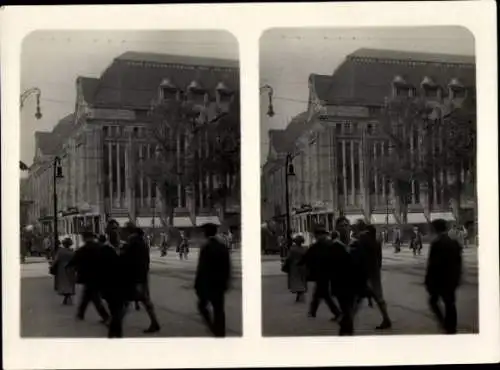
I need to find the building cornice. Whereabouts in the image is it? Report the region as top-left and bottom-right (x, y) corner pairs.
(349, 56), (474, 69)
(124, 60), (237, 73)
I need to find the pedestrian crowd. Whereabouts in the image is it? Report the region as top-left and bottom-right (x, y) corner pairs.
(48, 220), (232, 338)
(281, 217), (464, 335)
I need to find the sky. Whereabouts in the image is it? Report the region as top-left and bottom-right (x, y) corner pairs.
(20, 30), (238, 165)
(259, 26), (475, 165)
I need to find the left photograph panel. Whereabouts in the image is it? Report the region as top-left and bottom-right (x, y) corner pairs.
(19, 30), (241, 338)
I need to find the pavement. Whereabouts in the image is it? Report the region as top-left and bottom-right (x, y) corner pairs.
(262, 244), (479, 336)
(21, 248), (242, 338)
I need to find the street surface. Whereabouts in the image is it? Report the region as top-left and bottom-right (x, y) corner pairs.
(21, 248), (242, 337)
(262, 244), (478, 336)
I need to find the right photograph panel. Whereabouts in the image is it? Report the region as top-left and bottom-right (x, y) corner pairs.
(260, 27), (478, 337)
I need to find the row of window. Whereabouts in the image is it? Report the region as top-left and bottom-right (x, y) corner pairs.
(394, 85), (467, 99)
(102, 125), (147, 138)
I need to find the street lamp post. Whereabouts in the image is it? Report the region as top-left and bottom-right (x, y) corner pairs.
(284, 153), (295, 246)
(20, 87), (43, 170)
(52, 156), (63, 255)
(386, 190), (389, 226)
(260, 84), (275, 117)
(20, 87), (43, 118)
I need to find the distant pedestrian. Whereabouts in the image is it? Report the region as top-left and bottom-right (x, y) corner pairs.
(43, 235), (52, 260)
(462, 225), (469, 248)
(449, 223), (465, 250)
(283, 234), (308, 302)
(177, 231), (189, 260)
(50, 237), (76, 305)
(68, 230), (110, 324)
(410, 226), (423, 256)
(393, 227), (402, 253)
(195, 223), (231, 337)
(160, 232), (168, 256)
(425, 219), (463, 334)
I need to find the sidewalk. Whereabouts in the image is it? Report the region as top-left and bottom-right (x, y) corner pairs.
(261, 244), (478, 278)
(21, 264), (242, 338)
(149, 247), (242, 278)
(262, 262), (478, 336)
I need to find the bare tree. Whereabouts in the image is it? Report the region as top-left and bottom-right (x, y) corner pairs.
(374, 95), (476, 225)
(143, 99), (201, 235)
(374, 97), (433, 224)
(143, 97), (240, 233)
(201, 102), (241, 222)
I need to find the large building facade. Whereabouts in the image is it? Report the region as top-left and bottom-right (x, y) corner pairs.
(262, 48), (476, 237)
(26, 52), (240, 243)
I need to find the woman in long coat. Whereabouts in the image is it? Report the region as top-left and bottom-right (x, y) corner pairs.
(284, 234), (308, 302)
(51, 237), (76, 305)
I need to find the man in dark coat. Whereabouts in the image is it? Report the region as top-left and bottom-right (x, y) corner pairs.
(425, 219), (463, 334)
(358, 225), (392, 329)
(329, 218), (365, 335)
(97, 231), (126, 338)
(120, 223), (160, 333)
(68, 230), (110, 323)
(301, 226), (342, 322)
(195, 223), (231, 337)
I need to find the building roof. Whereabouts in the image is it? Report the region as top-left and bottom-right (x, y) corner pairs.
(90, 51), (239, 109)
(78, 77), (100, 104)
(310, 48), (476, 107)
(116, 51), (239, 69)
(349, 48), (475, 65)
(35, 114), (74, 156)
(269, 111), (310, 154)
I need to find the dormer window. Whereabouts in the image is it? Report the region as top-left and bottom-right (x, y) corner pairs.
(216, 82), (233, 103)
(421, 76), (439, 98)
(448, 78), (467, 99)
(159, 78), (178, 101)
(187, 80), (207, 105)
(392, 75), (411, 97)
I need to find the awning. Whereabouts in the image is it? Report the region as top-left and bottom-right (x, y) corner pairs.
(345, 214), (365, 224)
(430, 212), (456, 221)
(407, 213), (428, 224)
(173, 217), (194, 228)
(370, 213), (397, 225)
(114, 217), (130, 227)
(196, 215), (221, 226)
(135, 217), (162, 228)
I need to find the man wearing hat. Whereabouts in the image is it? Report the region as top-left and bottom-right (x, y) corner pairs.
(67, 228), (110, 324)
(300, 225), (342, 322)
(120, 221), (160, 333)
(195, 222), (231, 337)
(425, 219), (463, 334)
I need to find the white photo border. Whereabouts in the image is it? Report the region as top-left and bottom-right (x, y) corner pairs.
(2, 2), (498, 369)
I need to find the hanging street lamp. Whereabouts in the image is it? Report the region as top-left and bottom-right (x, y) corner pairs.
(260, 84), (275, 117)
